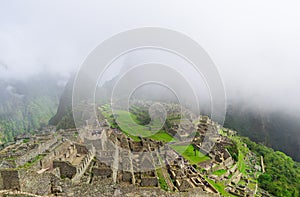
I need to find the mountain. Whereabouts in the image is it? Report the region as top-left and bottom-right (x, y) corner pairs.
(0, 74), (64, 143)
(12, 75), (298, 197)
(48, 75), (75, 129)
(49, 77), (300, 162)
(225, 102), (300, 162)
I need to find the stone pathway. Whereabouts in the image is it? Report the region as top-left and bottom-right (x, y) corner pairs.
(0, 190), (42, 197)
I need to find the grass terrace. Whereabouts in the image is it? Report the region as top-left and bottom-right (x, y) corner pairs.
(212, 169), (227, 177)
(18, 154), (45, 169)
(100, 104), (175, 142)
(205, 177), (237, 197)
(170, 144), (210, 164)
(156, 168), (169, 191)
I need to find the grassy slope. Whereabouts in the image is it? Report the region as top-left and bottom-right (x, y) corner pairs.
(212, 169), (227, 176)
(170, 144), (210, 164)
(156, 168), (169, 191)
(101, 105), (175, 142)
(206, 178), (237, 197)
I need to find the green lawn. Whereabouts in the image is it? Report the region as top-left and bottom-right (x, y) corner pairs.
(213, 169), (227, 176)
(248, 181), (257, 191)
(101, 106), (175, 142)
(156, 168), (169, 191)
(170, 144), (210, 164)
(148, 131), (176, 142)
(114, 110), (162, 137)
(231, 136), (249, 175)
(238, 150), (246, 174)
(206, 178), (237, 197)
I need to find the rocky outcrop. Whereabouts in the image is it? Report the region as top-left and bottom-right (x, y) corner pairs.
(48, 76), (75, 129)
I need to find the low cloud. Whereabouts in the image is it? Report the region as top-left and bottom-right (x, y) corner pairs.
(0, 0), (299, 114)
(5, 85), (24, 99)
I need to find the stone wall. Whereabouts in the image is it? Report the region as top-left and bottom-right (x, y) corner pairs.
(41, 154), (55, 170)
(140, 171), (158, 187)
(0, 168), (55, 196)
(208, 165), (224, 174)
(51, 142), (95, 182)
(0, 169), (20, 190)
(92, 167), (112, 177)
(140, 177), (158, 187)
(41, 141), (74, 169)
(224, 157), (234, 168)
(53, 161), (77, 179)
(75, 143), (89, 154)
(72, 146), (95, 182)
(19, 170), (52, 196)
(167, 129), (179, 138)
(15, 137), (58, 167)
(120, 171), (133, 183)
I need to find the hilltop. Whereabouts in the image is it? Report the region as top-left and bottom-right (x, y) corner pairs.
(0, 101), (299, 196)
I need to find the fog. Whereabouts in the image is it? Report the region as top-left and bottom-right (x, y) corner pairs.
(1, 0), (300, 114)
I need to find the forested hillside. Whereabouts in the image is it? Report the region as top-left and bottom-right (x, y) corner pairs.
(0, 75), (64, 143)
(225, 102), (300, 162)
(242, 137), (300, 197)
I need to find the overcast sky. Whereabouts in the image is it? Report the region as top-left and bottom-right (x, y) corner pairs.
(0, 0), (300, 112)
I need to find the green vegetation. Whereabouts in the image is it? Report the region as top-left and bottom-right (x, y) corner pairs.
(221, 129), (239, 162)
(238, 179), (247, 186)
(225, 107), (300, 162)
(4, 157), (17, 161)
(147, 131), (176, 142)
(130, 105), (151, 125)
(111, 110), (161, 137)
(0, 96), (58, 143)
(225, 143), (238, 162)
(19, 154), (45, 169)
(100, 104), (175, 142)
(242, 137), (300, 197)
(205, 177), (236, 197)
(224, 134), (249, 175)
(98, 104), (300, 196)
(156, 168), (169, 191)
(55, 107), (76, 130)
(212, 169), (227, 176)
(237, 150), (246, 174)
(170, 144), (210, 164)
(220, 130), (300, 197)
(233, 139), (248, 175)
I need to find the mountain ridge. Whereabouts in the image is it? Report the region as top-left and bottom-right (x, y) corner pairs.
(49, 77), (300, 162)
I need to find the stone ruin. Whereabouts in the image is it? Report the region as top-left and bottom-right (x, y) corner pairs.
(0, 131), (95, 195)
(80, 127), (219, 195)
(0, 114), (237, 196)
(52, 141), (95, 182)
(164, 150), (217, 194)
(84, 128), (161, 187)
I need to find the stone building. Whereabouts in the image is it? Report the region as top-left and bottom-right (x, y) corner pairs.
(0, 133), (63, 195)
(52, 141), (95, 182)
